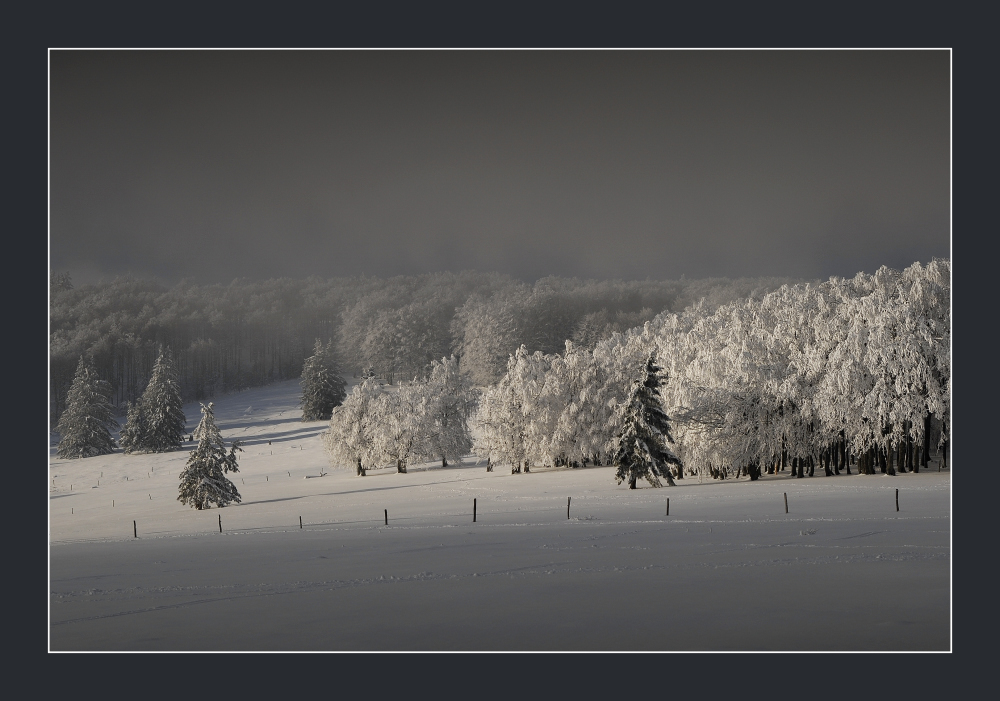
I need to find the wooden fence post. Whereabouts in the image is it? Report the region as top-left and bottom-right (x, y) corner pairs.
(666, 498), (669, 517)
(567, 497), (571, 519)
(384, 509), (388, 526)
(219, 514), (222, 533)
(784, 493), (788, 514)
(896, 489), (899, 512)
(473, 498), (477, 523)
(300, 516), (303, 529)
(133, 520), (137, 538)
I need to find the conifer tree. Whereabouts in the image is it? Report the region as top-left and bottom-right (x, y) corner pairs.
(177, 402), (242, 509)
(140, 347), (187, 452)
(301, 339), (347, 421)
(118, 400), (146, 454)
(612, 353), (682, 489)
(56, 355), (118, 458)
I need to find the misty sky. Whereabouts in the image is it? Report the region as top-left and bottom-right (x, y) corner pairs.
(49, 50), (950, 286)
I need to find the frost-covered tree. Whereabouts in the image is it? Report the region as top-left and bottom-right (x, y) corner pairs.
(452, 285), (531, 386)
(325, 377), (383, 475)
(137, 347), (187, 452)
(371, 381), (424, 473)
(417, 356), (477, 467)
(177, 402), (242, 509)
(301, 339), (347, 421)
(473, 346), (547, 473)
(612, 353), (682, 489)
(118, 400), (146, 454)
(56, 355), (118, 458)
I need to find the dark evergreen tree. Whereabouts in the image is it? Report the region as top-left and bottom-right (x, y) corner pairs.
(118, 400), (146, 454)
(140, 347), (187, 452)
(301, 339), (347, 421)
(177, 402), (242, 509)
(612, 352), (682, 489)
(56, 355), (118, 458)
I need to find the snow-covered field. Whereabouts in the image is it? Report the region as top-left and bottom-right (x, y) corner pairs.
(49, 379), (950, 651)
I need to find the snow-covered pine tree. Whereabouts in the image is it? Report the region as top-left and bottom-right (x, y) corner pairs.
(301, 339), (348, 421)
(56, 355), (119, 458)
(118, 399), (146, 454)
(139, 347), (187, 452)
(177, 402), (242, 509)
(612, 352), (682, 489)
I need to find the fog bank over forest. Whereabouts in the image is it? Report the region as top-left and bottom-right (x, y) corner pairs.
(49, 270), (804, 420)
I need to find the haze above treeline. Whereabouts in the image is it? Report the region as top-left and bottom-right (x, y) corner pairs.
(50, 51), (950, 286)
(50, 269), (808, 419)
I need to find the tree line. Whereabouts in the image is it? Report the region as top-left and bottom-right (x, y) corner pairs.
(54, 260), (950, 491)
(50, 270), (798, 422)
(451, 260), (949, 480)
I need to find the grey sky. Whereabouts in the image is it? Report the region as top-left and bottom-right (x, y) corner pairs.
(50, 50), (950, 286)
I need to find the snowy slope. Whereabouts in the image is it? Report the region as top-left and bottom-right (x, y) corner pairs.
(49, 379), (951, 651)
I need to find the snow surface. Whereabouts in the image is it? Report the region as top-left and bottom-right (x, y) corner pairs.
(49, 378), (950, 651)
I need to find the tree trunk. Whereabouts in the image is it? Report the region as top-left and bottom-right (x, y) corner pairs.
(887, 445), (896, 475)
(524, 460), (530, 473)
(922, 414), (931, 470)
(808, 455), (815, 477)
(628, 475), (637, 489)
(397, 459), (407, 474)
(486, 457), (493, 472)
(442, 456), (448, 467)
(356, 458), (364, 476)
(941, 422), (948, 470)
(791, 457), (797, 477)
(909, 421), (917, 470)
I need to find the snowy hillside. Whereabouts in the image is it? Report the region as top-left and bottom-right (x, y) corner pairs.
(49, 378), (950, 651)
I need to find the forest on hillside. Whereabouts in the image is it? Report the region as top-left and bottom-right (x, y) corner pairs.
(49, 271), (800, 422)
(470, 259), (950, 479)
(317, 259), (948, 481)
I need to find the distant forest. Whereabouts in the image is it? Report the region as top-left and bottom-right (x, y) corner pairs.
(49, 271), (802, 422)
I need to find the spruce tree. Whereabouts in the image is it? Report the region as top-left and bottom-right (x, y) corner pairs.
(301, 339), (347, 421)
(177, 402), (242, 509)
(612, 353), (682, 489)
(118, 400), (147, 454)
(56, 355), (118, 458)
(140, 347), (187, 452)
